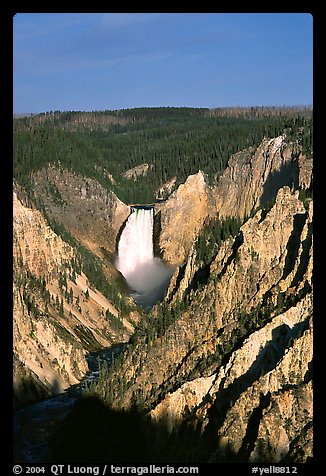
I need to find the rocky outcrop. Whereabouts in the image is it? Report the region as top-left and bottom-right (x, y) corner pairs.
(155, 135), (312, 267)
(90, 184), (313, 463)
(212, 135), (312, 220)
(13, 190), (137, 408)
(155, 176), (177, 200)
(297, 153), (313, 190)
(33, 166), (130, 258)
(170, 186), (312, 311)
(13, 191), (74, 278)
(155, 171), (212, 265)
(123, 163), (152, 180)
(151, 295), (312, 462)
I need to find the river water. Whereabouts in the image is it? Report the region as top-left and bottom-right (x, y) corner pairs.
(13, 344), (126, 464)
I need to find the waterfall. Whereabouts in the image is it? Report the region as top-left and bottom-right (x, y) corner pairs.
(117, 207), (154, 282)
(116, 207), (173, 309)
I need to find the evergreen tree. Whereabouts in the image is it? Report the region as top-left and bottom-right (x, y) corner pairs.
(59, 297), (64, 317)
(13, 107), (312, 205)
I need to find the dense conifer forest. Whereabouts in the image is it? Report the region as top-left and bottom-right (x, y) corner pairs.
(14, 106), (312, 204)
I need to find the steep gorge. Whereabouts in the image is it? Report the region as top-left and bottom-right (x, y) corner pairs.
(13, 186), (140, 409)
(13, 125), (313, 463)
(59, 135), (313, 463)
(75, 184), (312, 464)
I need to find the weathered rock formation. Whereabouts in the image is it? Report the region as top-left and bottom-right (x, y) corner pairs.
(155, 176), (177, 200)
(123, 163), (152, 180)
(212, 135), (313, 220)
(88, 184), (312, 463)
(13, 190), (138, 409)
(156, 135), (312, 266)
(155, 171), (212, 265)
(33, 165), (129, 258)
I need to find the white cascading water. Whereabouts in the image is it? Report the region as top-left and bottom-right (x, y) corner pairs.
(116, 207), (173, 309)
(117, 207), (154, 284)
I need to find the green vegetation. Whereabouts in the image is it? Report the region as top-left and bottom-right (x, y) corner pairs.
(26, 200), (135, 317)
(73, 245), (134, 317)
(298, 187), (313, 206)
(194, 216), (242, 266)
(14, 267), (51, 319)
(73, 325), (101, 351)
(47, 182), (66, 206)
(142, 299), (188, 341)
(51, 320), (74, 343)
(20, 106), (312, 464)
(13, 106), (313, 406)
(13, 106), (312, 204)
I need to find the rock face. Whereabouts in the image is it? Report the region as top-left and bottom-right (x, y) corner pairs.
(155, 176), (177, 200)
(156, 171), (212, 265)
(156, 135), (312, 266)
(33, 165), (130, 257)
(13, 190), (137, 409)
(13, 190), (74, 278)
(89, 183), (312, 463)
(123, 163), (152, 180)
(212, 135), (312, 220)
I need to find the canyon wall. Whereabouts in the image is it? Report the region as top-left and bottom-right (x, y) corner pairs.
(156, 135), (312, 267)
(33, 165), (130, 258)
(13, 190), (138, 409)
(87, 158), (312, 462)
(13, 131), (313, 462)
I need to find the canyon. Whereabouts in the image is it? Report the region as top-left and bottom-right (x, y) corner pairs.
(13, 123), (313, 463)
(13, 184), (139, 409)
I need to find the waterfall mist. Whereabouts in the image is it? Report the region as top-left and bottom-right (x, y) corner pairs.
(116, 207), (174, 309)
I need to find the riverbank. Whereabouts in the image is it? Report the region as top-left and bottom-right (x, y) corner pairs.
(13, 344), (126, 463)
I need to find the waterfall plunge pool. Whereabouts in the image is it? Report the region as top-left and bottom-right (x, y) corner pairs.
(116, 207), (174, 310)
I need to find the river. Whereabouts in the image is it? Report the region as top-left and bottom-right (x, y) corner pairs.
(13, 344), (126, 464)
